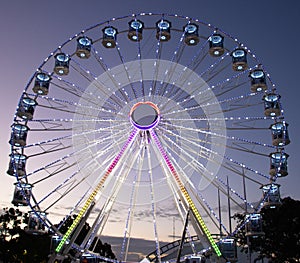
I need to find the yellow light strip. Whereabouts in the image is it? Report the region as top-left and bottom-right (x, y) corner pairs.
(56, 128), (137, 253)
(150, 129), (222, 257)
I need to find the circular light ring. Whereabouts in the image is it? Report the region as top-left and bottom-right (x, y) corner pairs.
(210, 34), (223, 44)
(130, 20), (143, 30)
(36, 73), (51, 82)
(185, 24), (198, 34)
(157, 20), (170, 30)
(250, 69), (265, 79)
(55, 53), (70, 62)
(129, 101), (160, 130)
(104, 27), (117, 37)
(78, 36), (92, 46)
(232, 49), (246, 58)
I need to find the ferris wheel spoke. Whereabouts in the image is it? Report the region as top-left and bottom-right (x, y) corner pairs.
(164, 127), (269, 208)
(161, 119), (276, 157)
(71, 126), (132, 164)
(55, 128), (138, 253)
(26, 126), (131, 183)
(159, 125), (215, 158)
(56, 187), (92, 230)
(215, 175), (256, 211)
(30, 118), (127, 124)
(160, 64), (259, 116)
(119, 143), (147, 261)
(159, 130), (214, 183)
(156, 40), (186, 99)
(150, 16), (169, 98)
(208, 66), (255, 91)
(162, 89), (261, 119)
(34, 166), (92, 208)
(89, 47), (132, 104)
(171, 131), (271, 183)
(146, 144), (162, 262)
(22, 121), (127, 153)
(36, 91), (122, 117)
(185, 184), (227, 234)
(71, 57), (128, 108)
(32, 144), (121, 204)
(150, 129), (222, 256)
(159, 125), (270, 191)
(152, 133), (228, 234)
(85, 143), (143, 250)
(161, 120), (275, 149)
(22, 123), (128, 162)
(199, 52), (231, 78)
(154, 27), (188, 100)
(157, 33), (214, 108)
(43, 71), (87, 96)
(184, 34), (212, 71)
(132, 27), (146, 99)
(115, 44), (139, 100)
(164, 116), (271, 123)
(41, 179), (85, 212)
(194, 188), (230, 235)
(53, 79), (121, 113)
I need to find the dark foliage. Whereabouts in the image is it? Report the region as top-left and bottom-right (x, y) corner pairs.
(234, 197), (300, 263)
(56, 214), (116, 260)
(0, 208), (116, 262)
(0, 207), (50, 262)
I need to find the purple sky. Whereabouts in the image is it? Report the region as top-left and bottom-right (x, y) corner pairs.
(0, 0), (299, 259)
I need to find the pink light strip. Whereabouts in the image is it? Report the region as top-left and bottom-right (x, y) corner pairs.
(56, 127), (138, 253)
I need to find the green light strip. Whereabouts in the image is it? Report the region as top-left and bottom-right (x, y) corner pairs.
(55, 129), (137, 253)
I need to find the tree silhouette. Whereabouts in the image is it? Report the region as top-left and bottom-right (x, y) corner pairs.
(234, 197), (300, 262)
(0, 208), (115, 262)
(56, 214), (116, 260)
(0, 207), (50, 262)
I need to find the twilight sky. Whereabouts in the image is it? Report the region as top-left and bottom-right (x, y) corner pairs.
(0, 1), (299, 258)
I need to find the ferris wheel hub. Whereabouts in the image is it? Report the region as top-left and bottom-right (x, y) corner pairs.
(130, 101), (160, 130)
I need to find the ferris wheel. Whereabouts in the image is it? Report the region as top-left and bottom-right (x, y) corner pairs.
(8, 13), (290, 262)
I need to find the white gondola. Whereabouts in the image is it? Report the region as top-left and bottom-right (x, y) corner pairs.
(54, 53), (70, 75)
(231, 48), (248, 71)
(263, 93), (281, 117)
(261, 184), (281, 208)
(27, 211), (47, 234)
(50, 234), (61, 253)
(76, 36), (92, 59)
(269, 151), (289, 177)
(9, 124), (29, 147)
(81, 253), (98, 263)
(209, 34), (224, 57)
(7, 153), (27, 176)
(12, 182), (32, 206)
(245, 213), (264, 237)
(156, 19), (171, 41)
(219, 238), (237, 262)
(32, 72), (51, 95)
(270, 121), (290, 147)
(16, 97), (37, 120)
(185, 255), (206, 263)
(102, 26), (118, 48)
(128, 19), (144, 41)
(249, 69), (267, 92)
(184, 23), (199, 46)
